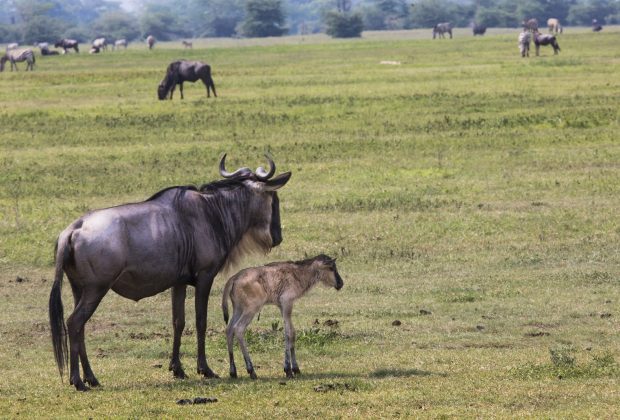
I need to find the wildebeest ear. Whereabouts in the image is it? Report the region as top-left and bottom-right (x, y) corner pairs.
(263, 172), (291, 191)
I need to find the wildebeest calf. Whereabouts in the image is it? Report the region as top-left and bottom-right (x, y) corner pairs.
(222, 254), (344, 379)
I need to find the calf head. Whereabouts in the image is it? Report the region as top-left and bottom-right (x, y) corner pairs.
(314, 254), (344, 290)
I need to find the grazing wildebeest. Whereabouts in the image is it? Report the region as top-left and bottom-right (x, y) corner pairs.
(522, 18), (538, 32)
(114, 39), (128, 50)
(49, 155), (292, 391)
(547, 18), (562, 34)
(433, 22), (452, 39)
(158, 60), (217, 100)
(518, 31), (531, 58)
(182, 40), (193, 48)
(222, 255), (344, 379)
(92, 37), (107, 51)
(592, 19), (603, 32)
(147, 35), (156, 49)
(533, 31), (560, 56)
(472, 23), (487, 36)
(41, 47), (60, 56)
(0, 48), (35, 71)
(55, 39), (79, 54)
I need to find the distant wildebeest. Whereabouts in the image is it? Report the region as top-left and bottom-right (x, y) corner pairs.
(472, 23), (487, 36)
(522, 18), (538, 32)
(147, 35), (156, 49)
(92, 37), (107, 52)
(222, 254), (344, 379)
(547, 18), (562, 34)
(55, 39), (79, 54)
(518, 31), (531, 58)
(433, 22), (453, 39)
(40, 47), (60, 56)
(158, 60), (217, 100)
(0, 48), (35, 71)
(6, 42), (18, 51)
(182, 40), (193, 48)
(592, 19), (603, 32)
(88, 46), (100, 54)
(533, 31), (560, 56)
(49, 155), (292, 391)
(114, 39), (128, 50)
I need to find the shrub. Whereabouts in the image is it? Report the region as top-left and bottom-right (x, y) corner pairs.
(324, 11), (363, 38)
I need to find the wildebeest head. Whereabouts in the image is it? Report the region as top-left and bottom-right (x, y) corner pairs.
(313, 254), (344, 290)
(214, 154), (291, 258)
(157, 61), (181, 100)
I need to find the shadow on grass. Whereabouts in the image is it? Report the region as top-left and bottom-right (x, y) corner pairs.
(369, 367), (446, 378)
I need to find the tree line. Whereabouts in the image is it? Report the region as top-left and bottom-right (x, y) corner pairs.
(1, 0), (619, 44)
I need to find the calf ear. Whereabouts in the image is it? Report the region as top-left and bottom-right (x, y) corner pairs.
(264, 172), (291, 191)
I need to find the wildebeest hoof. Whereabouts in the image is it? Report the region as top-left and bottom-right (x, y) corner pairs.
(229, 371), (238, 378)
(74, 381), (90, 392)
(249, 370), (258, 380)
(84, 376), (100, 387)
(292, 367), (301, 375)
(200, 367), (219, 379)
(285, 369), (294, 379)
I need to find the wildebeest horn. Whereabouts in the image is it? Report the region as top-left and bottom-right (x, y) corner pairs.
(219, 154), (252, 178)
(255, 155), (276, 181)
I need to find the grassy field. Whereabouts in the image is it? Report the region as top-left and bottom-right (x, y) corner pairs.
(1, 28), (619, 417)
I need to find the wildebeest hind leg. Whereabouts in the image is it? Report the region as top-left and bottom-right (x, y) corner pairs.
(66, 287), (107, 391)
(169, 284), (187, 379)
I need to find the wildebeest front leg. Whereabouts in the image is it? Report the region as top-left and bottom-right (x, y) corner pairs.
(169, 284), (187, 379)
(195, 272), (218, 378)
(281, 303), (298, 377)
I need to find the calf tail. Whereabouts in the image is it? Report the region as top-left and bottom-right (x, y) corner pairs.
(49, 232), (71, 380)
(221, 277), (233, 324)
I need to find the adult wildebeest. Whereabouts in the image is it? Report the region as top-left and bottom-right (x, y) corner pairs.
(518, 31), (531, 58)
(0, 48), (35, 71)
(92, 37), (107, 52)
(547, 18), (562, 34)
(182, 40), (193, 48)
(55, 39), (79, 54)
(472, 23), (487, 36)
(158, 60), (217, 100)
(533, 31), (560, 56)
(41, 47), (60, 56)
(49, 155), (292, 391)
(522, 18), (538, 32)
(592, 19), (603, 32)
(114, 39), (128, 50)
(147, 35), (156, 49)
(433, 22), (452, 39)
(222, 255), (344, 379)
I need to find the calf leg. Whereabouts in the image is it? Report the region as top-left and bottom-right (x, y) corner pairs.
(233, 311), (258, 379)
(169, 284), (186, 379)
(280, 303), (299, 377)
(226, 307), (242, 378)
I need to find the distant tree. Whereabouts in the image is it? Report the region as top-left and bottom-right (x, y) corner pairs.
(361, 0), (411, 30)
(190, 0), (245, 37)
(410, 0), (473, 28)
(139, 4), (191, 40)
(239, 0), (287, 37)
(567, 0), (617, 25)
(92, 11), (141, 41)
(324, 10), (363, 37)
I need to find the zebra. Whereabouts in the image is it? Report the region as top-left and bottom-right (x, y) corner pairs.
(518, 31), (531, 58)
(0, 48), (35, 72)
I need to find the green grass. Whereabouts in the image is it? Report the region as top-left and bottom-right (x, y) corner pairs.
(1, 28), (619, 417)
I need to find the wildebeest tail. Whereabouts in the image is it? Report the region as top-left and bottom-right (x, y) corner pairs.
(49, 231), (71, 380)
(221, 277), (233, 324)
